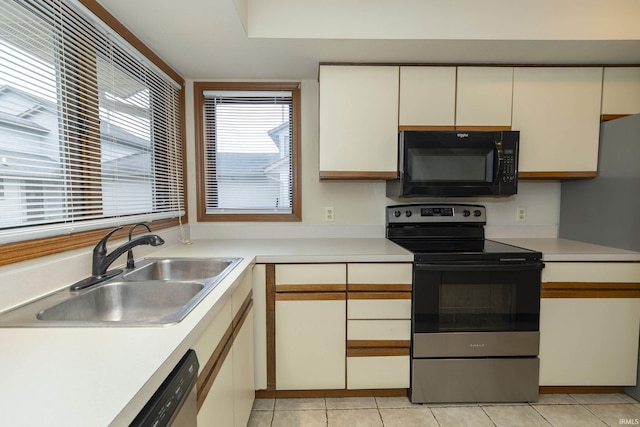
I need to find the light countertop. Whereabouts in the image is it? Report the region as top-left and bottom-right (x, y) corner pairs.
(493, 238), (640, 262)
(0, 238), (411, 427)
(0, 236), (637, 426)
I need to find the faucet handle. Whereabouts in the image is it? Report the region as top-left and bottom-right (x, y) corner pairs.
(94, 226), (123, 256)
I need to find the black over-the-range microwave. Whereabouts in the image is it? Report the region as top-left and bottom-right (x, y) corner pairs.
(386, 130), (519, 198)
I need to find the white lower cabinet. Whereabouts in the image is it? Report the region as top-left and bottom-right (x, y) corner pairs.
(232, 309), (254, 427)
(540, 298), (640, 386)
(197, 354), (235, 426)
(276, 298), (346, 390)
(194, 270), (255, 426)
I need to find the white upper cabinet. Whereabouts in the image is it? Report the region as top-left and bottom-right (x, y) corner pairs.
(511, 67), (603, 174)
(319, 65), (399, 179)
(399, 66), (456, 127)
(602, 67), (640, 115)
(456, 67), (513, 127)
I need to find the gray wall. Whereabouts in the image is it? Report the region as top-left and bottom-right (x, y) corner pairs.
(559, 114), (640, 251)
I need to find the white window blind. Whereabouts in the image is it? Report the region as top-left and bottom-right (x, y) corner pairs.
(0, 0), (184, 244)
(203, 90), (293, 214)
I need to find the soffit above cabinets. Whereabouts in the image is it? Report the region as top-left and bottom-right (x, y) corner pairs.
(96, 0), (640, 80)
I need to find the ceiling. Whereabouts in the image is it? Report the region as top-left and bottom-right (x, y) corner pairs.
(96, 0), (640, 81)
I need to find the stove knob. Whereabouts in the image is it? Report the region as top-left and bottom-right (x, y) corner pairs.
(462, 210), (471, 217)
(405, 210), (413, 217)
(473, 210), (482, 217)
(393, 210), (402, 218)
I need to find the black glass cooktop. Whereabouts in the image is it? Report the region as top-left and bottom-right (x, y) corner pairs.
(391, 239), (543, 264)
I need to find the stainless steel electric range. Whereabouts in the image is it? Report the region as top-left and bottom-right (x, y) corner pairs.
(386, 203), (544, 404)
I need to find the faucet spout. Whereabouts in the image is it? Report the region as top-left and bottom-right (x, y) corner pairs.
(96, 234), (165, 277)
(127, 223), (152, 269)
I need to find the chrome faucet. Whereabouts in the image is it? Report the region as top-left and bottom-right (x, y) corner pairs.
(127, 223), (152, 269)
(70, 226), (165, 291)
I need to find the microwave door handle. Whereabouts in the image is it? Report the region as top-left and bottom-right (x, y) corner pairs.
(493, 140), (504, 183)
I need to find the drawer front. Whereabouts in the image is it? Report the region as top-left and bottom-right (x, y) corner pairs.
(348, 263), (412, 285)
(348, 319), (411, 341)
(543, 263), (640, 283)
(275, 264), (346, 292)
(347, 356), (409, 389)
(348, 299), (411, 320)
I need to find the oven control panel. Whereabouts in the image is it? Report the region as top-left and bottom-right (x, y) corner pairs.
(387, 204), (486, 224)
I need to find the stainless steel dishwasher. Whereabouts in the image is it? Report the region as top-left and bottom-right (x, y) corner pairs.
(130, 349), (199, 427)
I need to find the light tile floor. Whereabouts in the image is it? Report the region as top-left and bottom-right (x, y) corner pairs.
(248, 394), (640, 426)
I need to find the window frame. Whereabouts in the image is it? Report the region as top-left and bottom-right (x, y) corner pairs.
(0, 0), (187, 267)
(194, 81), (301, 222)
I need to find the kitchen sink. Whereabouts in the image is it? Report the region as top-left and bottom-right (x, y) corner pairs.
(123, 258), (236, 282)
(37, 281), (205, 323)
(0, 257), (243, 327)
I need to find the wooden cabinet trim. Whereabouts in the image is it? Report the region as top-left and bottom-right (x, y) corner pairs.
(197, 325), (234, 411)
(398, 125), (455, 131)
(346, 339), (411, 358)
(347, 291), (411, 300)
(276, 284), (346, 293)
(275, 292), (346, 301)
(601, 114), (630, 122)
(539, 386), (624, 394)
(399, 125), (512, 132)
(347, 340), (410, 349)
(347, 348), (410, 357)
(348, 284), (412, 292)
(519, 171), (598, 180)
(542, 282), (640, 298)
(319, 171), (398, 180)
(197, 290), (253, 411)
(256, 388), (408, 399)
(266, 264), (276, 390)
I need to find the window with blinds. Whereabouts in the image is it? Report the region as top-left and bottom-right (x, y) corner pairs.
(0, 0), (184, 244)
(197, 83), (301, 221)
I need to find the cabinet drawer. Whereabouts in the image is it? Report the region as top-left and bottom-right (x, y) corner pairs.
(348, 299), (411, 320)
(348, 263), (412, 285)
(275, 264), (346, 290)
(348, 319), (411, 341)
(543, 263), (640, 283)
(347, 356), (409, 389)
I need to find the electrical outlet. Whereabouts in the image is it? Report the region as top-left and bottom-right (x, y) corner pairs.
(324, 207), (335, 222)
(517, 207), (526, 222)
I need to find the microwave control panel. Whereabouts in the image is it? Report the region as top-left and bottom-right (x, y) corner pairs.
(501, 148), (517, 183)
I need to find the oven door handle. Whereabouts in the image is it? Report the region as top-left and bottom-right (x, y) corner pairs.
(415, 262), (544, 272)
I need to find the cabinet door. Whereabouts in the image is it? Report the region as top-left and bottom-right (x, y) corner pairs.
(197, 353), (234, 426)
(233, 308), (254, 427)
(512, 67), (603, 174)
(399, 66), (456, 127)
(456, 67), (513, 127)
(319, 65), (399, 178)
(275, 298), (346, 389)
(539, 298), (640, 386)
(602, 67), (640, 115)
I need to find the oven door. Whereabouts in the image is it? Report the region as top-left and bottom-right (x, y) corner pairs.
(412, 261), (542, 335)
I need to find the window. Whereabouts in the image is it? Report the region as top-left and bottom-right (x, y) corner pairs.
(0, 0), (184, 253)
(194, 82), (301, 221)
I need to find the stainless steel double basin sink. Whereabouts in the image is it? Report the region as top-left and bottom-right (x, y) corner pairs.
(0, 257), (242, 327)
